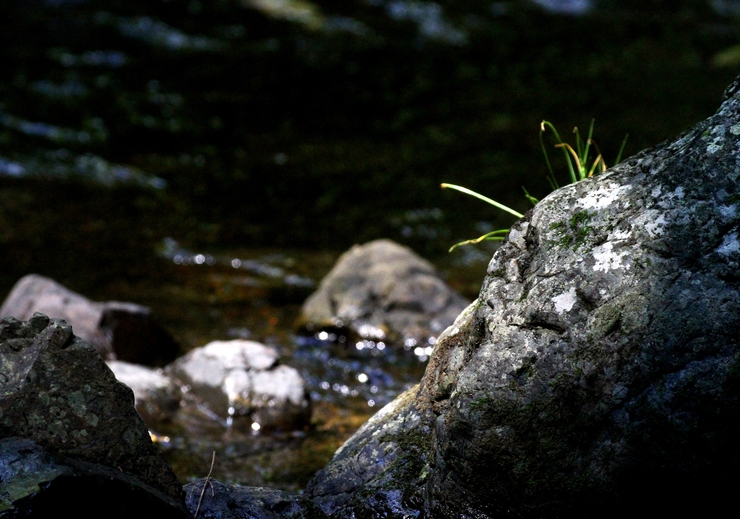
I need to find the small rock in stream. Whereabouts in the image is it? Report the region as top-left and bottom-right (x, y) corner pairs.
(298, 239), (470, 348)
(0, 273), (179, 366)
(165, 339), (311, 433)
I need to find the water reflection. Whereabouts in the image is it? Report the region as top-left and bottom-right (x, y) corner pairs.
(96, 13), (224, 51)
(530, 0), (591, 15)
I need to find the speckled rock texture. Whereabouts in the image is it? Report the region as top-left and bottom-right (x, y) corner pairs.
(299, 239), (470, 346)
(299, 80), (740, 517)
(0, 314), (185, 508)
(0, 274), (179, 366)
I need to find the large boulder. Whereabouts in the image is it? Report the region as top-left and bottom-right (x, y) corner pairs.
(298, 80), (740, 517)
(165, 339), (311, 433)
(299, 239), (469, 346)
(0, 313), (187, 516)
(0, 274), (179, 366)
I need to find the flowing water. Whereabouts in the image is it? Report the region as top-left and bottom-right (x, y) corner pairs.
(105, 238), (491, 490)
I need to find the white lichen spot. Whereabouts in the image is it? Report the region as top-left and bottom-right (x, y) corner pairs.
(656, 186), (685, 209)
(706, 126), (726, 153)
(551, 287), (577, 314)
(611, 229), (631, 241)
(592, 242), (629, 272)
(651, 185), (662, 198)
(731, 123), (740, 135)
(579, 184), (632, 210)
(644, 213), (667, 238)
(719, 204), (738, 219)
(716, 233), (740, 256)
(707, 141), (724, 154)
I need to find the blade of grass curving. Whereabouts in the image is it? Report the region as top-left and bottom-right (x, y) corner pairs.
(539, 121), (559, 190)
(441, 183), (524, 219)
(581, 119), (596, 180)
(574, 125), (585, 170)
(449, 229), (509, 252)
(587, 153), (605, 177)
(521, 186), (538, 206)
(555, 143), (583, 183)
(542, 120), (578, 184)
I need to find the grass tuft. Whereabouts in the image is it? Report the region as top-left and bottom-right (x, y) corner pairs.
(442, 120), (628, 252)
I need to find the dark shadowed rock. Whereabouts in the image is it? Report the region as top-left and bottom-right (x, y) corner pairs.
(299, 239), (469, 346)
(0, 313), (185, 512)
(183, 479), (306, 519)
(299, 79), (740, 517)
(0, 274), (179, 366)
(0, 437), (189, 518)
(99, 301), (180, 366)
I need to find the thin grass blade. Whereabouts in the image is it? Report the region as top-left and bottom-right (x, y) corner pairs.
(615, 133), (629, 164)
(449, 229), (509, 252)
(441, 183), (524, 218)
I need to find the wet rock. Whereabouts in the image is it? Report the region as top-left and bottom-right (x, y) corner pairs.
(299, 80), (740, 517)
(166, 340), (311, 433)
(183, 479), (306, 519)
(0, 437), (189, 518)
(299, 239), (469, 346)
(0, 314), (186, 513)
(0, 273), (179, 366)
(304, 385), (427, 518)
(107, 360), (182, 429)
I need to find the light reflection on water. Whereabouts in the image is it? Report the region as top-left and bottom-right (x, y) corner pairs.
(126, 240), (489, 489)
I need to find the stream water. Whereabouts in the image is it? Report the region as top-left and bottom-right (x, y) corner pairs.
(106, 238), (491, 490)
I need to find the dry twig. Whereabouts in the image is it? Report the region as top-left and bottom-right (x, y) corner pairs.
(192, 450), (216, 519)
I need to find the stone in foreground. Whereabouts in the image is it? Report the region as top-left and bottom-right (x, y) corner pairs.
(166, 339), (311, 433)
(0, 313), (186, 515)
(300, 79), (740, 516)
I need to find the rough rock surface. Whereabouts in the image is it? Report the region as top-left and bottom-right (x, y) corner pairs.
(0, 314), (184, 507)
(166, 340), (311, 432)
(299, 80), (740, 517)
(299, 239), (469, 345)
(0, 274), (178, 366)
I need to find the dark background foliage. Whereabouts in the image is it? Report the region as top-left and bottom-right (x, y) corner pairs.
(1, 0), (738, 293)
